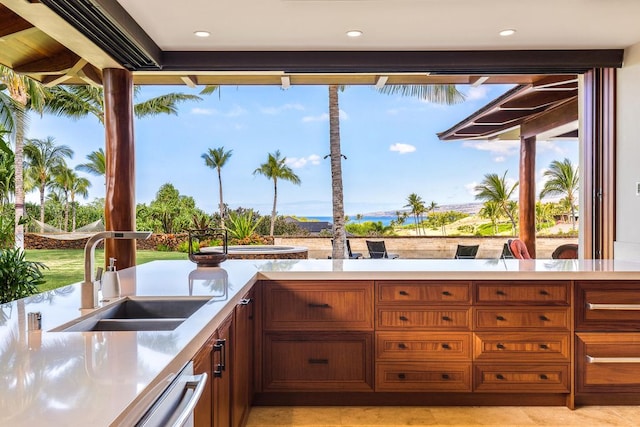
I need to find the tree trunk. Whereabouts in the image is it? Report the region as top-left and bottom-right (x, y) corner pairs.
(39, 183), (45, 232)
(328, 85), (346, 259)
(14, 118), (25, 249)
(71, 197), (77, 231)
(270, 178), (277, 237)
(217, 167), (224, 228)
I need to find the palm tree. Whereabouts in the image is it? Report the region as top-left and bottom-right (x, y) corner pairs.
(202, 147), (233, 227)
(24, 137), (73, 232)
(474, 171), (519, 232)
(479, 201), (502, 235)
(539, 158), (579, 229)
(68, 171), (91, 231)
(404, 193), (425, 235)
(327, 83), (464, 258)
(0, 65), (48, 249)
(51, 165), (74, 231)
(75, 148), (106, 177)
(253, 150), (301, 237)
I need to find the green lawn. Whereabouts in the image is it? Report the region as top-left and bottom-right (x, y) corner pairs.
(25, 249), (188, 292)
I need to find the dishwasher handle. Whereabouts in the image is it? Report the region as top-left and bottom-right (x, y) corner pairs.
(171, 373), (208, 427)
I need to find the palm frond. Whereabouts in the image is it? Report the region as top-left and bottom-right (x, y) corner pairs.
(134, 93), (202, 118)
(377, 84), (465, 104)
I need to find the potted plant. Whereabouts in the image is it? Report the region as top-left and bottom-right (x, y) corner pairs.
(0, 248), (47, 304)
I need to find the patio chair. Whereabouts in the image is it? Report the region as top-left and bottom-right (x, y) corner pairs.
(509, 238), (532, 259)
(501, 241), (515, 259)
(454, 244), (479, 259)
(366, 240), (399, 259)
(329, 239), (362, 259)
(552, 243), (578, 259)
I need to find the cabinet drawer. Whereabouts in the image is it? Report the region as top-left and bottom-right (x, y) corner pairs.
(576, 282), (640, 331)
(473, 332), (570, 361)
(474, 364), (569, 393)
(263, 281), (373, 330)
(263, 333), (373, 391)
(376, 332), (471, 361)
(474, 308), (569, 330)
(376, 362), (471, 392)
(377, 308), (471, 330)
(475, 281), (569, 305)
(377, 281), (471, 304)
(576, 333), (640, 393)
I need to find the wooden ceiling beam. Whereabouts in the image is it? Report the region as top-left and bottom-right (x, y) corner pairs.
(78, 63), (103, 87)
(521, 98), (578, 139)
(0, 4), (33, 38)
(13, 49), (80, 73)
(532, 74), (579, 89)
(501, 90), (575, 110)
(180, 75), (198, 88)
(42, 74), (72, 87)
(474, 108), (546, 125)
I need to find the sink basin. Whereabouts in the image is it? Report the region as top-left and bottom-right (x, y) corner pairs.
(52, 297), (211, 332)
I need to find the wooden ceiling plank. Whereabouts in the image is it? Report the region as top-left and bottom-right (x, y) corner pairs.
(78, 63), (103, 87)
(0, 6), (34, 38)
(13, 49), (80, 73)
(521, 98), (579, 139)
(42, 74), (72, 87)
(500, 90), (575, 110)
(532, 74), (579, 89)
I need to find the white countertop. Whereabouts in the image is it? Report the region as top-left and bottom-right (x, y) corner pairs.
(2, 258), (640, 426)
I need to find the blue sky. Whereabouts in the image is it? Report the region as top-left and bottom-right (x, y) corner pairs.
(26, 84), (578, 217)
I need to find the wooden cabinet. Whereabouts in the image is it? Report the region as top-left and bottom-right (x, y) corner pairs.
(193, 336), (214, 427)
(576, 281), (640, 330)
(377, 281), (471, 304)
(473, 332), (569, 362)
(376, 362), (472, 392)
(232, 290), (255, 427)
(261, 281), (374, 394)
(376, 332), (471, 361)
(473, 364), (570, 393)
(475, 281), (569, 305)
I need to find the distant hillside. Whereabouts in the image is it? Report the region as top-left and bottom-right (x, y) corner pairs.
(363, 202), (484, 217)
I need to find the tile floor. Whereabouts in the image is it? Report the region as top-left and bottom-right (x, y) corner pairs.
(246, 405), (640, 426)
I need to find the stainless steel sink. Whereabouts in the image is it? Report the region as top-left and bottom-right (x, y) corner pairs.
(52, 297), (211, 332)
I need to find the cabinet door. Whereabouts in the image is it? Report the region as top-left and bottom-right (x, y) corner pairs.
(376, 332), (471, 361)
(475, 281), (569, 305)
(576, 281), (640, 331)
(193, 338), (213, 427)
(377, 307), (471, 330)
(474, 308), (569, 330)
(213, 315), (233, 427)
(376, 362), (471, 392)
(232, 291), (254, 427)
(377, 281), (471, 304)
(474, 364), (569, 393)
(473, 332), (570, 362)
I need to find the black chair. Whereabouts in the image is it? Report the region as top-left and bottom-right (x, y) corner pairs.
(454, 244), (479, 259)
(329, 239), (362, 259)
(501, 241), (515, 259)
(366, 240), (399, 259)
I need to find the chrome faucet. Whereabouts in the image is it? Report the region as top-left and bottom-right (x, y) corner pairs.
(81, 231), (152, 309)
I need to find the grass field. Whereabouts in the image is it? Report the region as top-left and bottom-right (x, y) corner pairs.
(25, 249), (188, 292)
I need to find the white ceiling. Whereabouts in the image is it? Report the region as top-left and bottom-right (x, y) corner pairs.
(117, 0), (640, 51)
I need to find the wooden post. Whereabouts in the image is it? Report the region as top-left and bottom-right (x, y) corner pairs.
(103, 68), (137, 269)
(519, 135), (537, 258)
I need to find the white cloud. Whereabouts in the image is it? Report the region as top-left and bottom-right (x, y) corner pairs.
(536, 140), (572, 155)
(191, 107), (217, 115)
(286, 154), (322, 169)
(465, 86), (489, 101)
(494, 156), (506, 163)
(462, 140), (520, 156)
(465, 181), (479, 197)
(260, 103), (305, 115)
(389, 143), (416, 154)
(301, 109), (348, 123)
(225, 105), (247, 117)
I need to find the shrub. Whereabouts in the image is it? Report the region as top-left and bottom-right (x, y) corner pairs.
(176, 240), (199, 253)
(0, 249), (48, 304)
(156, 244), (171, 252)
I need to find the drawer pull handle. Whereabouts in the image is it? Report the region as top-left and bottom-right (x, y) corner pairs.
(496, 290), (506, 296)
(496, 315), (506, 321)
(587, 303), (640, 310)
(308, 303), (331, 308)
(213, 339), (226, 377)
(539, 315), (550, 321)
(587, 356), (640, 363)
(496, 343), (505, 349)
(496, 374), (505, 380)
(441, 374), (450, 380)
(539, 290), (549, 296)
(441, 316), (452, 321)
(442, 291), (452, 296)
(539, 344), (549, 350)
(308, 358), (329, 364)
(399, 316), (409, 321)
(399, 290), (409, 296)
(539, 374), (548, 380)
(398, 343), (407, 349)
(398, 373), (406, 379)
(441, 343), (451, 349)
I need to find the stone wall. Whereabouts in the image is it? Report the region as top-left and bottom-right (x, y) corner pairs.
(24, 233), (188, 250)
(274, 236), (579, 259)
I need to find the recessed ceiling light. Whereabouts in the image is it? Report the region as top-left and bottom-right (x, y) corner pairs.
(194, 30), (211, 38)
(499, 29), (516, 37)
(346, 30), (363, 38)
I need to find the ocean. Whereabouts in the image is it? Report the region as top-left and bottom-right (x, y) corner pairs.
(305, 216), (398, 227)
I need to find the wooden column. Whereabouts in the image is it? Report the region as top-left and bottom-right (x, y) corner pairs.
(103, 68), (136, 269)
(519, 135), (537, 258)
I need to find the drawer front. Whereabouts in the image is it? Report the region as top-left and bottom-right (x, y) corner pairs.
(475, 281), (569, 305)
(263, 281), (373, 330)
(377, 281), (471, 304)
(377, 308), (471, 330)
(576, 282), (640, 331)
(263, 333), (373, 391)
(474, 308), (569, 330)
(376, 362), (471, 392)
(576, 333), (640, 392)
(474, 364), (569, 393)
(376, 332), (471, 361)
(473, 332), (570, 362)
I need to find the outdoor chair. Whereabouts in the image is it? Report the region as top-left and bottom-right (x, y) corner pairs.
(366, 240), (399, 259)
(329, 239), (362, 259)
(509, 239), (532, 259)
(454, 244), (479, 259)
(501, 241), (515, 259)
(552, 243), (578, 259)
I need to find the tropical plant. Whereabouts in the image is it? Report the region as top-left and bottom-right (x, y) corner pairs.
(479, 201), (502, 235)
(202, 146), (233, 227)
(146, 183), (203, 234)
(539, 158), (579, 229)
(404, 193), (426, 235)
(75, 148), (105, 177)
(253, 150), (301, 236)
(535, 201), (556, 232)
(24, 136), (73, 231)
(0, 130), (14, 207)
(67, 171), (91, 231)
(225, 209), (262, 241)
(474, 171), (519, 231)
(345, 220), (395, 237)
(0, 248), (47, 304)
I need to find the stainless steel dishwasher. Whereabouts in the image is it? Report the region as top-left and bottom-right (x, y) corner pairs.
(135, 362), (207, 427)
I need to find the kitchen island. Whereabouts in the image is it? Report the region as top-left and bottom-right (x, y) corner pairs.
(2, 258), (640, 426)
